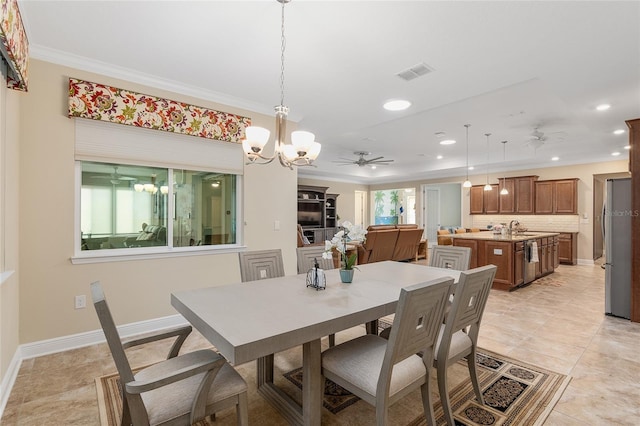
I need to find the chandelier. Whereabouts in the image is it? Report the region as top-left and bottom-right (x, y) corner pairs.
(242, 0), (321, 169)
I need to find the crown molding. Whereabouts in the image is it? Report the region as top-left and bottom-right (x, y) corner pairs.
(29, 44), (304, 120)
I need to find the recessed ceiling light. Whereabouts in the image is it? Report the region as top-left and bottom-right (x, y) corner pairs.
(371, 165), (377, 169)
(624, 145), (631, 150)
(439, 139), (456, 145)
(383, 99), (411, 111)
(613, 129), (625, 135)
(551, 156), (559, 161)
(611, 151), (621, 156)
(596, 104), (611, 111)
(468, 166), (474, 170)
(437, 155), (443, 159)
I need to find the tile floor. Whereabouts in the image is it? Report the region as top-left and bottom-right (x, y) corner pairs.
(2, 261), (640, 425)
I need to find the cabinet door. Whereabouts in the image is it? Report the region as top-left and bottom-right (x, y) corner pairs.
(554, 180), (577, 214)
(558, 233), (575, 264)
(470, 186), (484, 214)
(499, 178), (515, 213)
(553, 237), (560, 268)
(484, 241), (514, 288)
(535, 181), (554, 214)
(514, 247), (524, 286)
(484, 185), (500, 214)
(515, 177), (536, 214)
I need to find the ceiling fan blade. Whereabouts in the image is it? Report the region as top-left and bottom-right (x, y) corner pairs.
(366, 156), (384, 162)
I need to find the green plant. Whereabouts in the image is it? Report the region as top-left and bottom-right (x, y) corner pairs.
(374, 191), (385, 217)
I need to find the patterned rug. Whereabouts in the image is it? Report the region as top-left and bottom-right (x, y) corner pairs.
(281, 349), (570, 426)
(96, 349), (570, 426)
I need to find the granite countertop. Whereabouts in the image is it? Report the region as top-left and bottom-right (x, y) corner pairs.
(449, 231), (560, 242)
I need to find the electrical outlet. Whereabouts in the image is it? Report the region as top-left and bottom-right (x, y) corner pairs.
(260, 269), (267, 279)
(75, 295), (86, 309)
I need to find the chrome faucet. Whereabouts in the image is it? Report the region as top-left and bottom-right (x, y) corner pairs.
(509, 220), (520, 234)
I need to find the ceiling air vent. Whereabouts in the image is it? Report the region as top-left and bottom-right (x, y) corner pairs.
(396, 62), (434, 81)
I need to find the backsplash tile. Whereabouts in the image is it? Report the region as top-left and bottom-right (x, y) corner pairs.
(472, 215), (580, 233)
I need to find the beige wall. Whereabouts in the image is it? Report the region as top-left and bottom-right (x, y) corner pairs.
(17, 59), (297, 344)
(371, 161), (630, 262)
(297, 178), (369, 226)
(1, 81), (22, 378)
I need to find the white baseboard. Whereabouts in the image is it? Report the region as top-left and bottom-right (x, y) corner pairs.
(0, 350), (22, 420)
(577, 258), (596, 266)
(0, 314), (188, 420)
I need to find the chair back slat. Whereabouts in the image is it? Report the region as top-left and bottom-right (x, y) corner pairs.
(296, 246), (335, 274)
(430, 245), (472, 270)
(238, 249), (285, 282)
(383, 278), (453, 370)
(442, 265), (496, 355)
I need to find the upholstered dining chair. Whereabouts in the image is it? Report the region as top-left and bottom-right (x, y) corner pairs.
(436, 229), (453, 245)
(296, 245), (335, 274)
(238, 249), (285, 282)
(429, 245), (472, 271)
(91, 281), (248, 426)
(321, 277), (454, 426)
(434, 265), (497, 426)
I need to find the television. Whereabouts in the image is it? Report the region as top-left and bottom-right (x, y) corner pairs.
(298, 201), (323, 227)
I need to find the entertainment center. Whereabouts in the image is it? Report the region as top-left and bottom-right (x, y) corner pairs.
(297, 185), (339, 243)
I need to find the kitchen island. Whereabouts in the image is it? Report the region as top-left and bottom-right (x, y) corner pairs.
(450, 231), (560, 291)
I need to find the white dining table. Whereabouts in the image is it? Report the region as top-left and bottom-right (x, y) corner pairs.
(171, 260), (461, 426)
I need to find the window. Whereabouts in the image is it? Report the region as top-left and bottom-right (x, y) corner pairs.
(73, 118), (244, 262)
(79, 161), (238, 254)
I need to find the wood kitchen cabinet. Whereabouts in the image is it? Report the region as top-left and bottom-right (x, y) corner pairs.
(469, 185), (499, 214)
(498, 178), (515, 214)
(514, 176), (537, 214)
(535, 179), (578, 214)
(484, 240), (514, 289)
(558, 232), (578, 264)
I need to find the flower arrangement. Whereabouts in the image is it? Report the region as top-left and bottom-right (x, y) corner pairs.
(322, 221), (367, 270)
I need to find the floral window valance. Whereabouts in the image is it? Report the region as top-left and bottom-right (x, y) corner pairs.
(0, 0), (29, 91)
(68, 79), (251, 144)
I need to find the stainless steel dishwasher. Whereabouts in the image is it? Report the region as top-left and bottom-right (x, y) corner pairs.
(524, 240), (537, 284)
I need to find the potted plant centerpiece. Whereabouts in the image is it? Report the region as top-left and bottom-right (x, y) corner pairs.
(323, 221), (367, 283)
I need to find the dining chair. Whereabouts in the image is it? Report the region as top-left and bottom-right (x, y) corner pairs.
(429, 245), (472, 271)
(238, 249), (285, 282)
(436, 229), (453, 246)
(296, 245), (335, 274)
(434, 264), (497, 426)
(321, 277), (454, 426)
(91, 281), (248, 426)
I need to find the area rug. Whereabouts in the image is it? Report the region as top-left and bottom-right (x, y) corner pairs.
(96, 350), (570, 426)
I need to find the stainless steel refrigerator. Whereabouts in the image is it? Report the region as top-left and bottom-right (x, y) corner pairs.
(604, 178), (632, 319)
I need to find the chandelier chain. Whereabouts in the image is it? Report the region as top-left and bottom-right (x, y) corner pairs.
(280, 0), (286, 107)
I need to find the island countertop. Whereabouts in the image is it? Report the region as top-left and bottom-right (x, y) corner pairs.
(449, 231), (560, 242)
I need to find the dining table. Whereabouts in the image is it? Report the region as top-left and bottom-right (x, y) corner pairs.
(171, 260), (461, 426)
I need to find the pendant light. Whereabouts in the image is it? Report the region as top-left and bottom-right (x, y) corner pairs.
(483, 133), (492, 191)
(463, 124), (472, 188)
(500, 141), (509, 195)
(242, 0), (321, 168)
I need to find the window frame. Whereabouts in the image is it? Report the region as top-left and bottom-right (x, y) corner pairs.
(72, 161), (245, 264)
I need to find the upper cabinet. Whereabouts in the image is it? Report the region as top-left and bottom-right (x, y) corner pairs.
(469, 184), (499, 214)
(470, 175), (577, 215)
(325, 193), (339, 228)
(535, 179), (578, 214)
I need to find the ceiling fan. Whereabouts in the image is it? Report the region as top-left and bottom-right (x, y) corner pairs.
(523, 126), (566, 150)
(332, 151), (394, 167)
(91, 166), (137, 185)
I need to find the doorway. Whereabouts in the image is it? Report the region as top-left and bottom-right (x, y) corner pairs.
(354, 190), (367, 227)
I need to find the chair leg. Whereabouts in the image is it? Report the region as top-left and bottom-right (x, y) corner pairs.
(420, 376), (437, 426)
(375, 402), (389, 426)
(121, 393), (132, 426)
(329, 333), (336, 347)
(237, 391), (249, 426)
(467, 348), (484, 405)
(437, 362), (455, 426)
